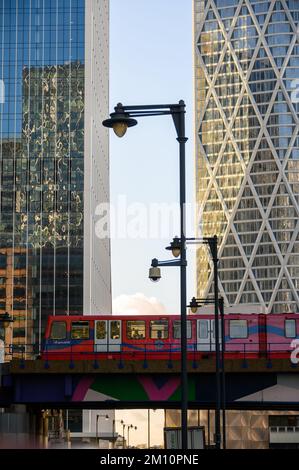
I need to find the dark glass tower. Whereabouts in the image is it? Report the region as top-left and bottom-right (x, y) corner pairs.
(0, 0), (111, 350)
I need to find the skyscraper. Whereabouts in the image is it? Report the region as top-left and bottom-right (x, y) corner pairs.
(0, 0), (111, 351)
(194, 0), (299, 314)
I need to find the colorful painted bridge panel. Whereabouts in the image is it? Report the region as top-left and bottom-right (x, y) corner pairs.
(2, 372), (299, 409)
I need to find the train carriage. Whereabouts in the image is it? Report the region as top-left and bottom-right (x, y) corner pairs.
(42, 312), (299, 362)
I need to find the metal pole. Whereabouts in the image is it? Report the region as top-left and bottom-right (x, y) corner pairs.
(207, 409), (210, 447)
(148, 409), (150, 449)
(219, 297), (226, 449)
(212, 235), (221, 449)
(122, 424), (125, 449)
(112, 419), (115, 449)
(96, 415), (98, 446)
(177, 101), (188, 450)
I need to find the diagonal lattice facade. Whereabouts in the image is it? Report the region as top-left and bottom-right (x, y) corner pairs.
(194, 0), (299, 313)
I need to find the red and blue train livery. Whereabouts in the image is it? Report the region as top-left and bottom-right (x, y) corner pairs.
(42, 313), (299, 361)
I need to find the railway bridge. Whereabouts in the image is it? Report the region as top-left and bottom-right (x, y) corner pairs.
(1, 357), (299, 409)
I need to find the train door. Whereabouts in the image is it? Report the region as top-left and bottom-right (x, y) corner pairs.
(197, 319), (221, 352)
(94, 320), (122, 352)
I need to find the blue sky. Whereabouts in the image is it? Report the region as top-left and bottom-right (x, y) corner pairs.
(110, 0), (195, 316)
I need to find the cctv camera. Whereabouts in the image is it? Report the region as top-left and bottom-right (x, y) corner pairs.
(149, 266), (161, 282)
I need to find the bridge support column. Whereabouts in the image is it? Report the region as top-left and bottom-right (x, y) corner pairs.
(36, 410), (49, 449)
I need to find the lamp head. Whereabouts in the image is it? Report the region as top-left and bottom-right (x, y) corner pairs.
(189, 297), (199, 314)
(102, 103), (138, 138)
(166, 236), (181, 258)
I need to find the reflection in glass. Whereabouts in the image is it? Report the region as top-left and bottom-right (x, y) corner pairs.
(0, 1), (85, 353)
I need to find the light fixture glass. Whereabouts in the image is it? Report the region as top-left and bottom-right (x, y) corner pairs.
(189, 297), (198, 314)
(113, 122), (128, 138)
(172, 247), (181, 258)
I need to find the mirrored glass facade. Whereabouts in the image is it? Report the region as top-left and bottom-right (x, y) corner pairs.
(0, 0), (111, 350)
(194, 0), (299, 313)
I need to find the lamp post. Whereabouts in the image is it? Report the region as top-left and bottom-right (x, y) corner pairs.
(188, 295), (226, 449)
(0, 312), (14, 362)
(164, 234), (221, 448)
(121, 420), (126, 449)
(96, 414), (109, 447)
(127, 425), (137, 448)
(103, 100), (188, 450)
(219, 297), (226, 450)
(148, 409), (157, 449)
(148, 409), (151, 449)
(112, 419), (123, 449)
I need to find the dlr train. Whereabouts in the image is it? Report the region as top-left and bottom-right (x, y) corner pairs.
(41, 313), (299, 361)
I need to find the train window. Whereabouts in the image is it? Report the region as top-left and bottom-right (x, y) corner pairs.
(96, 321), (106, 340)
(199, 320), (209, 339)
(111, 321), (121, 340)
(127, 321), (146, 340)
(285, 319), (296, 338)
(150, 320), (169, 339)
(50, 321), (67, 340)
(173, 321), (192, 339)
(71, 321), (89, 340)
(229, 320), (248, 339)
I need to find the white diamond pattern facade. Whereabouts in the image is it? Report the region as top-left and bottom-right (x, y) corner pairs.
(194, 0), (299, 313)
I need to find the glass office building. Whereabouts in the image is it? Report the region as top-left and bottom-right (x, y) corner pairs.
(0, 0), (111, 349)
(194, 0), (299, 313)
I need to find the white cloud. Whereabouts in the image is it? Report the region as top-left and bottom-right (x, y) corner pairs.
(112, 292), (167, 316)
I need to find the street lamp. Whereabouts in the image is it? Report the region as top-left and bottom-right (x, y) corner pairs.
(112, 419), (123, 449)
(148, 409), (156, 449)
(166, 236), (181, 258)
(153, 235), (222, 448)
(103, 100), (188, 450)
(187, 292), (226, 449)
(96, 414), (109, 446)
(183, 235), (221, 449)
(121, 420), (126, 449)
(127, 424), (137, 448)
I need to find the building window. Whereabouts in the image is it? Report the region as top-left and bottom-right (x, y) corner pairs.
(110, 321), (120, 340)
(50, 321), (67, 340)
(173, 321), (192, 339)
(13, 301), (26, 310)
(96, 321), (106, 340)
(150, 320), (169, 339)
(13, 328), (26, 339)
(229, 320), (248, 339)
(14, 254), (26, 270)
(0, 255), (6, 269)
(71, 321), (89, 340)
(285, 319), (296, 338)
(127, 321), (146, 340)
(13, 287), (26, 297)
